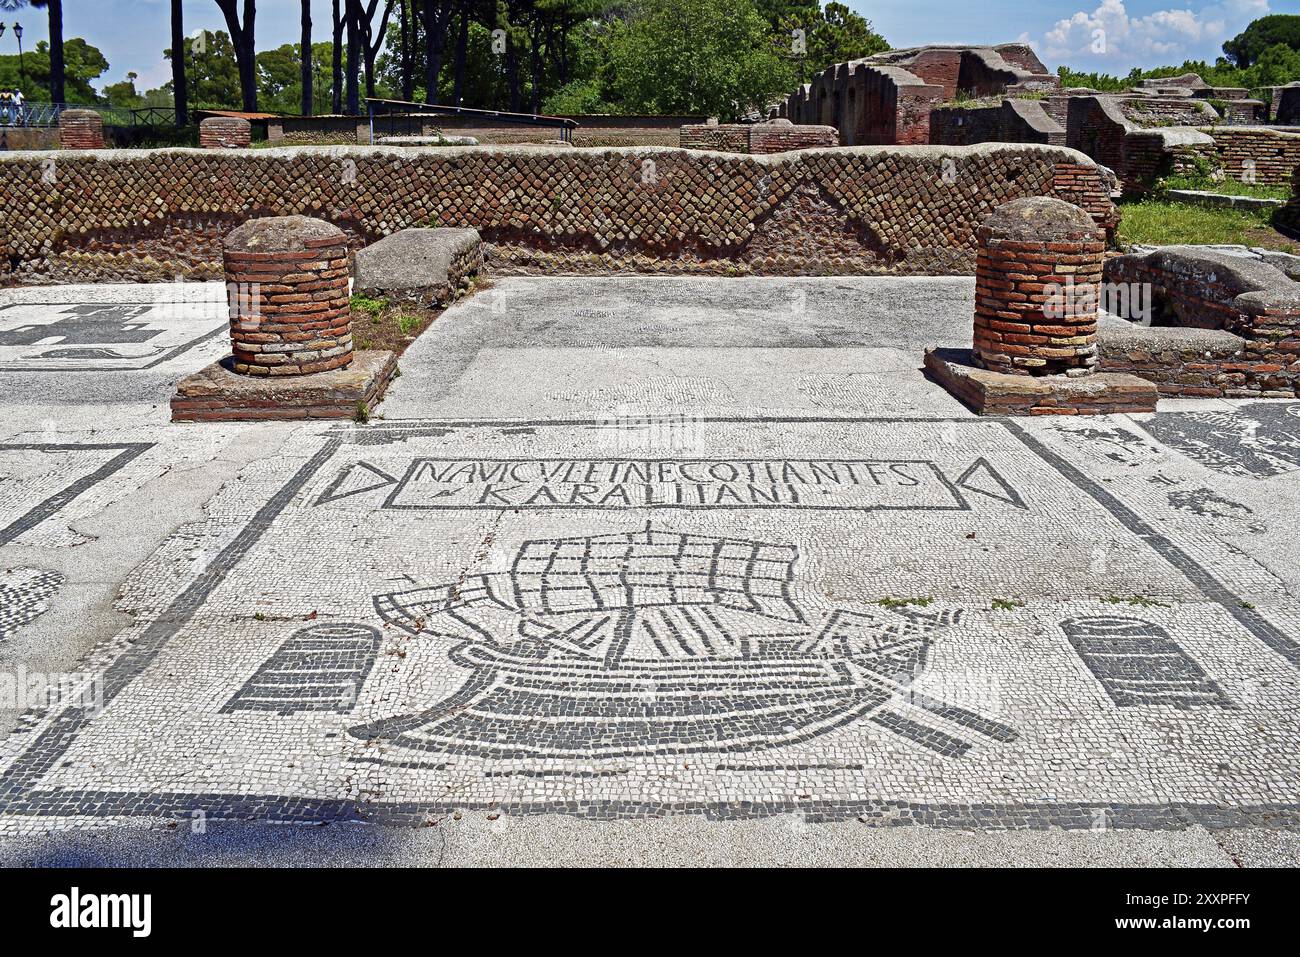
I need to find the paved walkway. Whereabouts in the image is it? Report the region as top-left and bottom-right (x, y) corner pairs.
(1, 277), (1298, 866)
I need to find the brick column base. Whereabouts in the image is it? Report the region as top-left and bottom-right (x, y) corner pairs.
(223, 216), (353, 377)
(59, 109), (105, 150)
(973, 197), (1104, 377)
(200, 116), (252, 149)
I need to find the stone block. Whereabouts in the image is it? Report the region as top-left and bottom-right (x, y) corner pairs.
(925, 347), (1158, 415)
(171, 350), (397, 422)
(352, 227), (482, 305)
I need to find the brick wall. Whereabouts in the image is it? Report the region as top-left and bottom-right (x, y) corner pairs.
(1217, 100), (1267, 125)
(1207, 127), (1300, 186)
(1104, 250), (1300, 397)
(1274, 85), (1300, 125)
(931, 99), (1064, 147)
(1278, 166), (1300, 237)
(268, 113), (705, 148)
(678, 125), (752, 152)
(0, 144), (1118, 283)
(200, 116), (252, 149)
(1118, 96), (1218, 127)
(679, 122), (838, 153)
(58, 110), (105, 150)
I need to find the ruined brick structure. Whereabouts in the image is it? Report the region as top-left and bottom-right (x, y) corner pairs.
(223, 216), (354, 377)
(1209, 127), (1300, 186)
(1279, 165), (1300, 237)
(931, 99), (1064, 147)
(58, 109), (104, 150)
(679, 119), (839, 154)
(972, 197), (1103, 376)
(0, 143), (1118, 283)
(200, 116), (253, 149)
(1102, 248), (1300, 398)
(778, 44), (1058, 147)
(926, 197), (1157, 416)
(1062, 93), (1300, 193)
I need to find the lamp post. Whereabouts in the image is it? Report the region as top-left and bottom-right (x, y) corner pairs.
(13, 22), (23, 88)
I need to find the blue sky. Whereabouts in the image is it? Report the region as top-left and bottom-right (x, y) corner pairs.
(0, 0), (1293, 92)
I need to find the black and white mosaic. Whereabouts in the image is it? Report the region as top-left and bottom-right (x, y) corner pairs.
(1145, 402), (1300, 478)
(1061, 616), (1234, 710)
(352, 525), (1004, 759)
(0, 298), (225, 373)
(1, 416), (1298, 831)
(0, 569), (63, 642)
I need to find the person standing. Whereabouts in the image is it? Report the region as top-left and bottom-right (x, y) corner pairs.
(0, 89), (13, 126)
(12, 88), (25, 126)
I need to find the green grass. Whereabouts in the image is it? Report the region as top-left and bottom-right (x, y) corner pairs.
(873, 597), (934, 609)
(1158, 174), (1290, 202)
(991, 598), (1025, 611)
(1103, 595), (1170, 609)
(350, 293), (389, 319)
(1116, 199), (1297, 252)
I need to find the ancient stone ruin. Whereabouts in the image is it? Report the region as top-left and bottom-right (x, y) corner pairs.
(926, 197), (1159, 414)
(170, 215), (397, 421)
(200, 116), (253, 150)
(58, 109), (105, 150)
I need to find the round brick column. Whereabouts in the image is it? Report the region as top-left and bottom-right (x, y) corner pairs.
(973, 197), (1105, 376)
(200, 116), (252, 149)
(223, 216), (353, 377)
(58, 109), (105, 150)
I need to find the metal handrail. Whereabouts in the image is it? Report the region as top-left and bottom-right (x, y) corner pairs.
(0, 101), (175, 129)
(365, 97), (578, 144)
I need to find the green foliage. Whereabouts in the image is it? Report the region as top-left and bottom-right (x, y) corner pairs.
(163, 29), (241, 110)
(543, 77), (613, 115)
(873, 597), (934, 609)
(350, 294), (390, 318)
(601, 0), (796, 119)
(1223, 14), (1300, 67)
(1059, 38), (1300, 98)
(782, 2), (888, 78)
(0, 37), (108, 102)
(256, 41), (337, 115)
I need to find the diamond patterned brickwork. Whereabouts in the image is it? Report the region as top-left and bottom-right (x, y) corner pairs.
(223, 216), (354, 377)
(0, 145), (1118, 282)
(973, 197), (1105, 376)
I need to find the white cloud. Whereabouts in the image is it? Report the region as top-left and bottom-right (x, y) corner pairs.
(1040, 0), (1270, 64)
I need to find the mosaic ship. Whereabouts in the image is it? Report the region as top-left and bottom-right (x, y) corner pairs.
(353, 526), (993, 758)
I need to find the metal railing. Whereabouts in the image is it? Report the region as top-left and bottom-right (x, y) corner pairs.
(366, 97), (578, 144)
(0, 101), (176, 129)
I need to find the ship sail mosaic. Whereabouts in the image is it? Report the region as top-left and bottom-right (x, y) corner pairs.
(351, 525), (1016, 758)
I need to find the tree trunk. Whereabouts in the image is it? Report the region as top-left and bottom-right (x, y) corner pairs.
(506, 34), (520, 113)
(171, 0), (188, 125)
(332, 0), (344, 113)
(400, 0), (413, 101)
(48, 0), (65, 104)
(452, 1), (469, 107)
(300, 0), (313, 115)
(345, 0), (361, 115)
(216, 0), (259, 111)
(423, 1), (446, 105)
(528, 22), (543, 115)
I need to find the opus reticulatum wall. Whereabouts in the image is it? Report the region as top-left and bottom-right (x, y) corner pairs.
(0, 143), (1117, 283)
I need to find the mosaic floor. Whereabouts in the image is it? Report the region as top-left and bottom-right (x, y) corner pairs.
(0, 278), (1298, 836)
